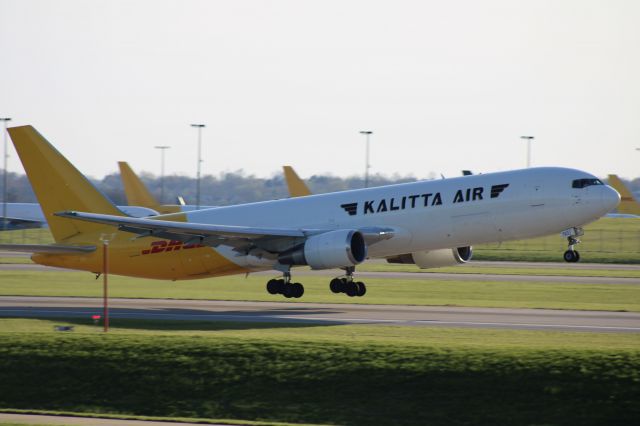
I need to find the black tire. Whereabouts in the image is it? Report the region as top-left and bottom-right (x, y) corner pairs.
(291, 283), (304, 298)
(345, 281), (358, 297)
(355, 282), (367, 297)
(573, 250), (580, 262)
(283, 284), (294, 298)
(267, 279), (280, 294)
(563, 250), (577, 263)
(330, 278), (343, 293)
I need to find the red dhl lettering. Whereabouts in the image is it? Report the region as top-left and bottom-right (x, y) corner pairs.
(141, 240), (205, 255)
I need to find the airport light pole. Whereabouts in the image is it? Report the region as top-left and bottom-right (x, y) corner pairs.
(191, 124), (205, 209)
(360, 131), (373, 188)
(520, 136), (534, 168)
(154, 145), (171, 204)
(1, 118), (11, 232)
(100, 233), (114, 333)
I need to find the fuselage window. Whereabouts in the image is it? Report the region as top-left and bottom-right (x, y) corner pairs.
(572, 178), (603, 189)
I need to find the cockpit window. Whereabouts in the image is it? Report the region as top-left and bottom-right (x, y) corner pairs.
(572, 178), (603, 189)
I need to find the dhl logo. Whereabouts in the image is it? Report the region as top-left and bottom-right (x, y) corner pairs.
(141, 240), (205, 255)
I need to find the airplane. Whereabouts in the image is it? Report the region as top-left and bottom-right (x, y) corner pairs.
(0, 203), (46, 230)
(607, 174), (640, 216)
(1, 125), (620, 298)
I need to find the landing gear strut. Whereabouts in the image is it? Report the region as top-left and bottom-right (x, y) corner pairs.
(329, 266), (367, 297)
(561, 227), (583, 263)
(266, 272), (304, 298)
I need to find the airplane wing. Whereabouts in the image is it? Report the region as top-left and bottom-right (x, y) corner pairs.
(54, 211), (394, 252)
(0, 243), (96, 254)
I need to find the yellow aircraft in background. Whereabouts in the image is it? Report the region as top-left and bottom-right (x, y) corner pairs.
(118, 162), (182, 214)
(118, 163), (313, 215)
(282, 165), (312, 197)
(607, 175), (640, 215)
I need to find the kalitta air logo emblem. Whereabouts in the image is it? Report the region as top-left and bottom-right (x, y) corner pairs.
(490, 184), (509, 198)
(341, 203), (358, 216)
(340, 184), (509, 216)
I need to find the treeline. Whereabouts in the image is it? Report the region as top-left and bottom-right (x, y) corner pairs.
(0, 169), (418, 206)
(2, 170), (639, 206)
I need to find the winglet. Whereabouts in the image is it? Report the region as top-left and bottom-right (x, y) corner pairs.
(607, 174), (640, 215)
(283, 166), (312, 197)
(8, 125), (124, 242)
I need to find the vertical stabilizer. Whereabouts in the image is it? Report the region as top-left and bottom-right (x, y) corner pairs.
(283, 166), (312, 197)
(118, 161), (161, 209)
(118, 162), (182, 214)
(8, 126), (124, 242)
(607, 175), (640, 215)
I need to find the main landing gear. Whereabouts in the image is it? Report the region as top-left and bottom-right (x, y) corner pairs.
(329, 267), (366, 297)
(561, 227), (584, 263)
(266, 272), (304, 298)
(265, 267), (368, 299)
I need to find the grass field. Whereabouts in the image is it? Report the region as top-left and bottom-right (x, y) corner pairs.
(0, 318), (638, 426)
(474, 217), (640, 263)
(1, 270), (639, 312)
(358, 262), (640, 277)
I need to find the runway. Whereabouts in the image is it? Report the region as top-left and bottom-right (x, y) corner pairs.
(1, 296), (639, 333)
(0, 262), (638, 285)
(0, 413), (233, 426)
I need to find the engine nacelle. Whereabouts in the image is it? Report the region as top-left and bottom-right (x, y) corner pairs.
(387, 247), (472, 269)
(278, 229), (367, 270)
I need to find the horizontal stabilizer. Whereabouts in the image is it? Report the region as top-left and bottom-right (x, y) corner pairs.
(0, 243), (96, 254)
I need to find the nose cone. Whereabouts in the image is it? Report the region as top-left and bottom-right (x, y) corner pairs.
(602, 185), (621, 212)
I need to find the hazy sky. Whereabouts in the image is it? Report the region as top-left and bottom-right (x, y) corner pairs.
(2, 0), (639, 181)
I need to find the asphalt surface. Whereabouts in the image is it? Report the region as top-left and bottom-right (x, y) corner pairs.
(0, 262), (638, 285)
(1, 296), (639, 333)
(0, 413), (237, 426)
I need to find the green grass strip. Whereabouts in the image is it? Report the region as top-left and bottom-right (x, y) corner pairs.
(1, 271), (639, 312)
(358, 263), (640, 278)
(0, 318), (639, 426)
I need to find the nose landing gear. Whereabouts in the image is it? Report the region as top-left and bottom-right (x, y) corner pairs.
(561, 227), (584, 263)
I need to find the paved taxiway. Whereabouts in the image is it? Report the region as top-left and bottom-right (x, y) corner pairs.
(0, 262), (638, 285)
(0, 413), (233, 426)
(1, 296), (639, 333)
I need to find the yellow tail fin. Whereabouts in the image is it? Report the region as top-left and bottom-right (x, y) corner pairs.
(8, 125), (124, 242)
(118, 161), (161, 209)
(283, 166), (312, 197)
(118, 161), (182, 214)
(607, 174), (640, 215)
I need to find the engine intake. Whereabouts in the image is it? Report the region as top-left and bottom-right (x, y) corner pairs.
(278, 229), (367, 270)
(387, 246), (472, 269)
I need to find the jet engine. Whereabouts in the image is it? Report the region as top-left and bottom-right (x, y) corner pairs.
(386, 247), (472, 269)
(278, 229), (367, 269)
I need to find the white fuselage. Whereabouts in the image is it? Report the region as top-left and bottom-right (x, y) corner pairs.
(179, 167), (620, 271)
